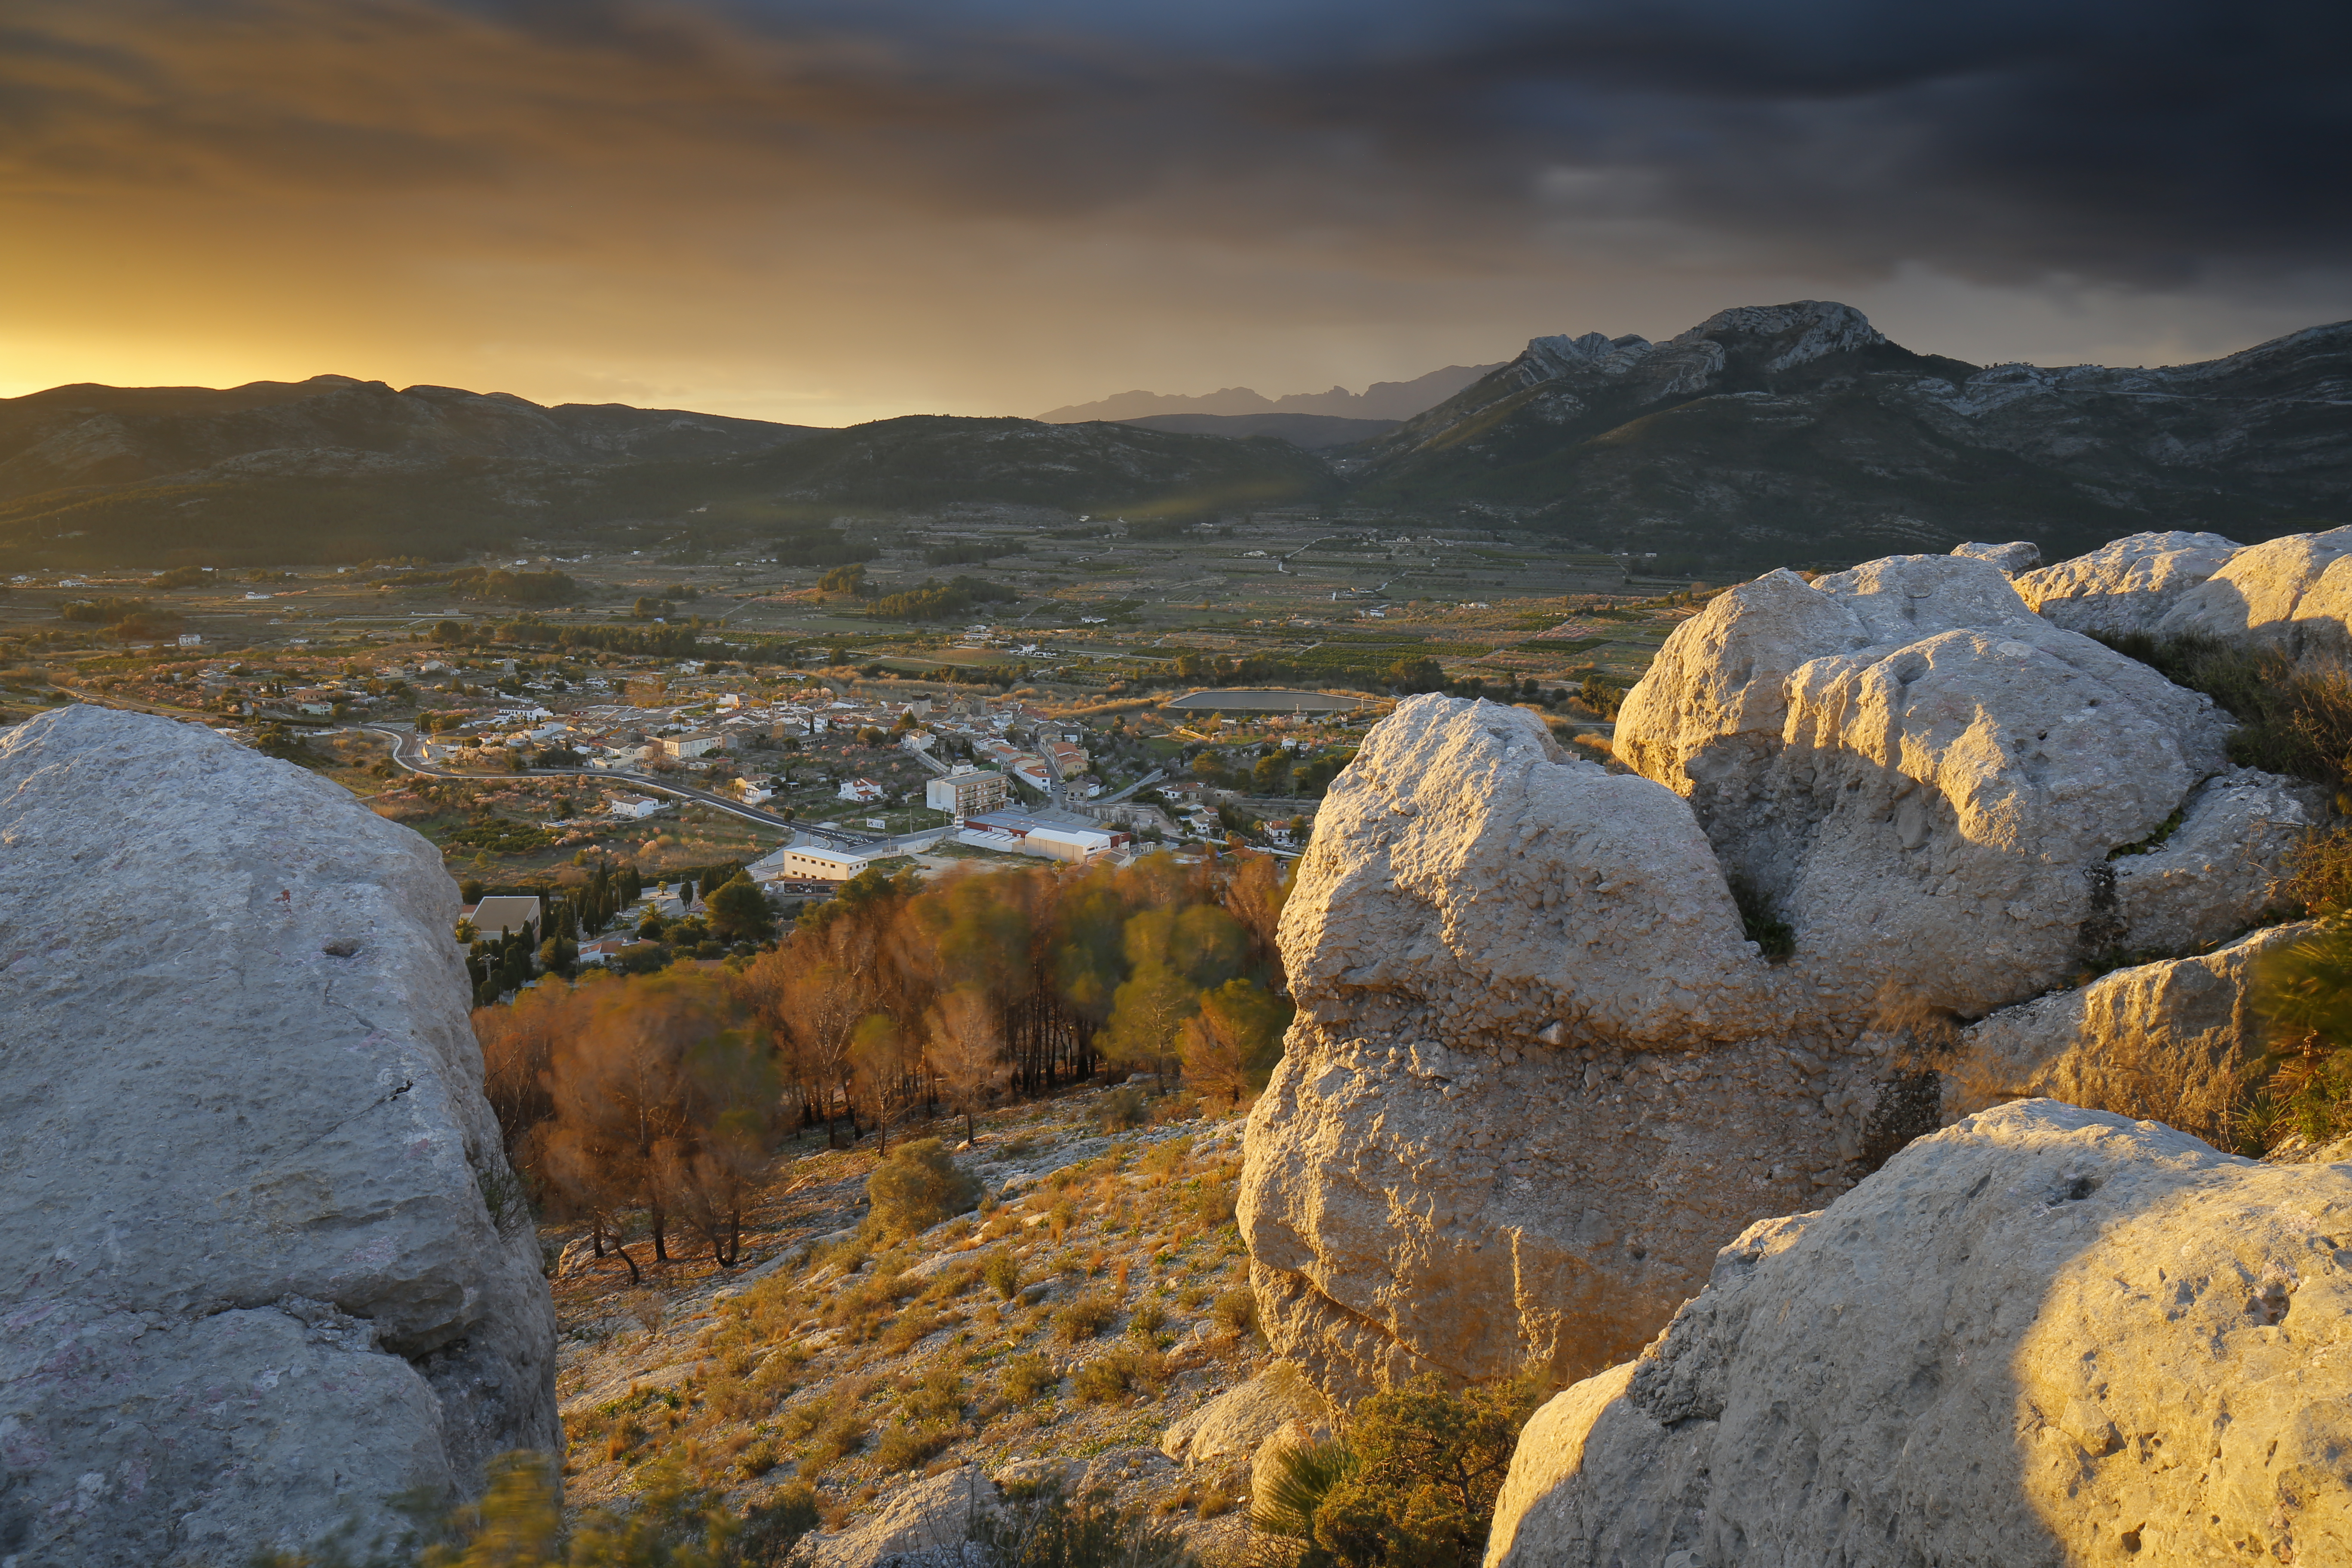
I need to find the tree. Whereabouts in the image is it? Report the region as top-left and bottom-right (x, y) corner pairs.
(705, 872), (776, 943)
(1253, 752), (1293, 796)
(928, 986), (1010, 1142)
(1180, 978), (1292, 1104)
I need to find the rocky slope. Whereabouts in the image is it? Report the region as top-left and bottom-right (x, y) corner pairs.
(0, 705), (557, 1565)
(544, 1093), (1274, 1565)
(1485, 1101), (2352, 1568)
(1347, 302), (2352, 567)
(1242, 546), (2317, 1400)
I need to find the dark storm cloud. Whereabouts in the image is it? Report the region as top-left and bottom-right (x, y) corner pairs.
(449, 0), (2352, 282)
(8, 0), (2343, 285)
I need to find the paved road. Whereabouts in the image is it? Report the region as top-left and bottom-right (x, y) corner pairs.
(353, 724), (941, 851)
(1095, 768), (1167, 804)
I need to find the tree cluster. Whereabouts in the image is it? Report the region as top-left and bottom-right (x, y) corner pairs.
(476, 851), (1296, 1267)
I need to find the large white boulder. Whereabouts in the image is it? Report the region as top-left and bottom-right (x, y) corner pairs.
(2153, 524), (2352, 660)
(2013, 530), (2242, 637)
(1245, 699), (1890, 1396)
(1949, 540), (2043, 573)
(0, 707), (557, 1565)
(1620, 554), (2235, 1016)
(1486, 1102), (2352, 1568)
(1248, 545), (2318, 1403)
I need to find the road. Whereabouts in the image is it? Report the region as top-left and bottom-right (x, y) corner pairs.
(353, 723), (949, 853)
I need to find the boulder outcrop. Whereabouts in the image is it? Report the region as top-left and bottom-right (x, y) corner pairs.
(1948, 539), (2042, 573)
(0, 706), (557, 1565)
(2152, 524), (2352, 661)
(1484, 1102), (2352, 1568)
(2012, 529), (2242, 638)
(1245, 548), (2315, 1401)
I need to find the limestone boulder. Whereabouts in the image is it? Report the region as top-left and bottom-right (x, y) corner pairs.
(1248, 545), (2310, 1405)
(1949, 540), (2043, 573)
(1620, 553), (2233, 1016)
(2154, 524), (2352, 661)
(2107, 767), (2324, 953)
(1245, 698), (1895, 1397)
(0, 707), (557, 1566)
(1484, 1101), (2352, 1568)
(2013, 529), (2242, 638)
(1160, 1372), (1321, 1470)
(809, 1466), (994, 1568)
(1947, 922), (2314, 1133)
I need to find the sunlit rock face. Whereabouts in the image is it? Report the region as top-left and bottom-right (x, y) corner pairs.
(1485, 1102), (2352, 1568)
(1243, 546), (2306, 1400)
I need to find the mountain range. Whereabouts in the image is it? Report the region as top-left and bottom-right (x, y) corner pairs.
(3, 303), (2345, 571)
(0, 381), (1332, 568)
(1351, 301), (2352, 566)
(1036, 363), (1501, 423)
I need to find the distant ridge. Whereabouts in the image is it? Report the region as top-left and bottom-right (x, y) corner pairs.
(1038, 361), (1502, 423)
(1115, 412), (1399, 449)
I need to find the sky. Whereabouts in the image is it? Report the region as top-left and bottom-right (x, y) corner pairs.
(4, 0), (2348, 426)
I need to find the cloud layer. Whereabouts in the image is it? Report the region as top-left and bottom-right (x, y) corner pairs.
(4, 0), (2346, 420)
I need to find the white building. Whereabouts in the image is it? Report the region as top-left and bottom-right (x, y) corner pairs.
(730, 781), (775, 806)
(925, 766), (1009, 817)
(771, 843), (875, 882)
(837, 777), (886, 804)
(658, 732), (721, 760)
(606, 793), (665, 820)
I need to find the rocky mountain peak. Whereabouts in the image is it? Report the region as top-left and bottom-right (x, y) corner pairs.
(1673, 299), (1888, 369)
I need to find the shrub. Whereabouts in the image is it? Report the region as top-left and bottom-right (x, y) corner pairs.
(1126, 1300), (1169, 1341)
(1071, 1346), (1166, 1405)
(1093, 1087), (1148, 1133)
(2101, 633), (2352, 786)
(983, 1248), (1024, 1301)
(875, 1419), (959, 1473)
(801, 1408), (870, 1476)
(1299, 1374), (1548, 1568)
(969, 1477), (1194, 1568)
(2283, 826), (2352, 918)
(869, 1138), (986, 1239)
(738, 1482), (823, 1568)
(1054, 1293), (1118, 1343)
(1210, 1289), (1257, 1338)
(2246, 919), (2352, 1149)
(909, 1367), (968, 1424)
(1000, 1353), (1061, 1404)
(1136, 1139), (1191, 1182)
(736, 1438), (781, 1478)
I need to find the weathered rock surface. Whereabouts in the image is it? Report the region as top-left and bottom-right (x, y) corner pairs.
(2012, 529), (2242, 638)
(1247, 546), (2317, 1402)
(1485, 1102), (2352, 1568)
(1244, 698), (1880, 1396)
(1948, 922), (2313, 1130)
(809, 1466), (995, 1568)
(0, 706), (557, 1566)
(1620, 556), (2238, 1018)
(2153, 524), (2352, 661)
(1949, 539), (2042, 573)
(1160, 1372), (1320, 1471)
